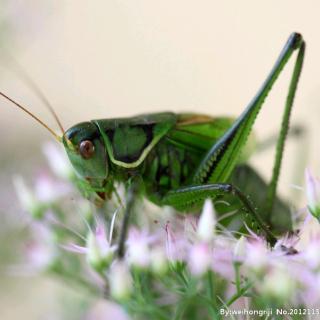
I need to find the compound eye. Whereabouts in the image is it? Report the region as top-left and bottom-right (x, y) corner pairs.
(79, 140), (95, 159)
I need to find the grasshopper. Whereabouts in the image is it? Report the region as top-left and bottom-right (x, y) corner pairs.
(1, 32), (305, 257)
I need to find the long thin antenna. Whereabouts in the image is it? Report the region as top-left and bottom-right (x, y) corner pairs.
(0, 53), (65, 135)
(0, 91), (61, 142)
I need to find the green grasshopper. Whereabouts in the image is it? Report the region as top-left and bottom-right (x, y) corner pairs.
(1, 32), (305, 257)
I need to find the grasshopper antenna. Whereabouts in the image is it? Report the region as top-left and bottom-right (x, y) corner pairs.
(0, 91), (61, 142)
(0, 53), (65, 136)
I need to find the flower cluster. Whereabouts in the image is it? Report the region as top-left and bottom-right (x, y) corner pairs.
(12, 142), (320, 318)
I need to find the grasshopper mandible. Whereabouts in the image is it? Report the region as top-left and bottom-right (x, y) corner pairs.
(1, 32), (305, 257)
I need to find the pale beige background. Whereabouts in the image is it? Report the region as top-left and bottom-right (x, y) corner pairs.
(0, 1), (320, 319)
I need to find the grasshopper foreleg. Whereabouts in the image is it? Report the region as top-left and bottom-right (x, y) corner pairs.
(117, 178), (139, 259)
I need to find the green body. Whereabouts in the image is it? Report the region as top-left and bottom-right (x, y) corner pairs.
(64, 112), (289, 234)
(62, 33), (305, 248)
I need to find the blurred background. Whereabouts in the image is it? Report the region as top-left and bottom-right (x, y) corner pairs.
(0, 1), (320, 319)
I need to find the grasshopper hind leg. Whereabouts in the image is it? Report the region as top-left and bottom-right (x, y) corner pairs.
(161, 183), (277, 245)
(230, 164), (293, 235)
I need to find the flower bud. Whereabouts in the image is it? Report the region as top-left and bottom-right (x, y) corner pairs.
(109, 261), (132, 301)
(197, 199), (216, 242)
(305, 169), (320, 221)
(13, 176), (43, 219)
(150, 248), (168, 275)
(233, 236), (247, 263)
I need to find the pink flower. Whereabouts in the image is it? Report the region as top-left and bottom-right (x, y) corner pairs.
(165, 222), (188, 262)
(244, 239), (269, 273)
(34, 172), (71, 202)
(126, 228), (152, 268)
(302, 236), (320, 269)
(188, 243), (212, 275)
(13, 173), (70, 219)
(9, 223), (56, 275)
(85, 300), (130, 320)
(63, 219), (116, 272)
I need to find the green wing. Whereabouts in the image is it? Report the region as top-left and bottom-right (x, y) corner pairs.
(167, 113), (255, 163)
(167, 114), (292, 235)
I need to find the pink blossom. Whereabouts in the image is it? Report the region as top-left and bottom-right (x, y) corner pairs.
(85, 300), (130, 320)
(244, 238), (269, 273)
(126, 228), (152, 268)
(43, 142), (74, 180)
(63, 219), (116, 272)
(188, 243), (212, 275)
(165, 222), (188, 262)
(9, 223), (56, 275)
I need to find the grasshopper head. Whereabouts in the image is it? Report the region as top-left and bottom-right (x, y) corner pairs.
(63, 122), (108, 188)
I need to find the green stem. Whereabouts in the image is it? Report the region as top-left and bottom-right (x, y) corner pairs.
(207, 271), (217, 311)
(226, 281), (253, 307)
(234, 262), (241, 294)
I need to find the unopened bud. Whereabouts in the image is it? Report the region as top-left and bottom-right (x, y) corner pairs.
(109, 261), (132, 301)
(233, 236), (247, 263)
(197, 199), (216, 242)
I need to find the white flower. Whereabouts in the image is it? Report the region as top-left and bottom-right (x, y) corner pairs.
(109, 261), (132, 301)
(197, 199), (216, 242)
